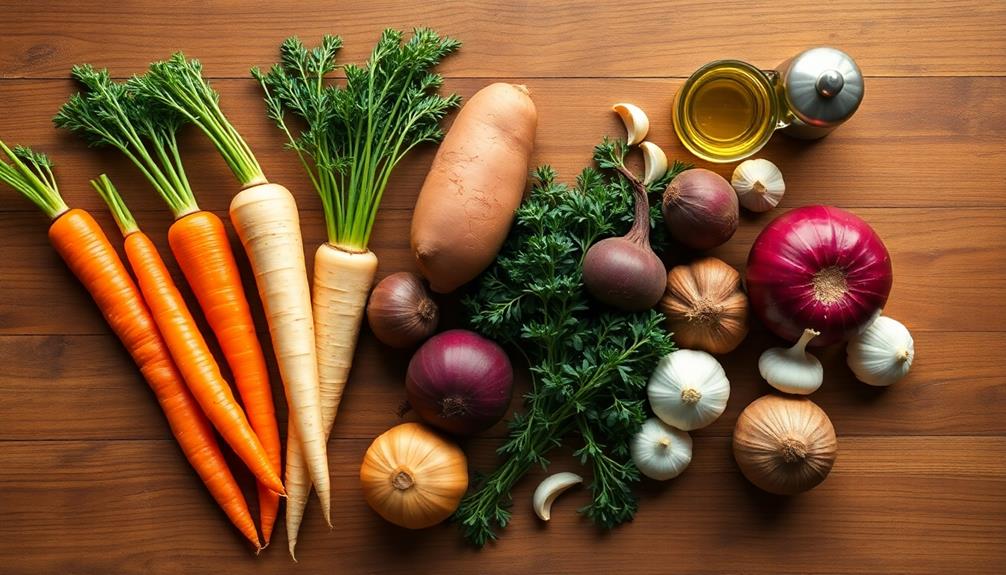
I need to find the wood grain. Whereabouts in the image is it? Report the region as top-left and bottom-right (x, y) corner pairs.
(0, 437), (1003, 575)
(0, 1), (1003, 573)
(2, 1), (1004, 78)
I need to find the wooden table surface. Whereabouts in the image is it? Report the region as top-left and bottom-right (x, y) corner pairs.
(2, 1), (1004, 573)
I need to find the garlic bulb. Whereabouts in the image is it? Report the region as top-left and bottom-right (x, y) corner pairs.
(647, 349), (730, 430)
(731, 158), (785, 213)
(758, 328), (824, 395)
(847, 315), (914, 386)
(733, 395), (837, 495)
(631, 418), (693, 480)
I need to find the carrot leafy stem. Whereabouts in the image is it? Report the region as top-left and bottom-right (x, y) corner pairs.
(134, 53), (266, 188)
(0, 141), (67, 218)
(54, 65), (198, 218)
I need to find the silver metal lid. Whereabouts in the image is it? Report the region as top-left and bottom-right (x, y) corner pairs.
(781, 47), (864, 127)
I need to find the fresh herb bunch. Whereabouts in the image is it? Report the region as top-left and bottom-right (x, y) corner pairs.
(253, 29), (461, 250)
(455, 141), (688, 546)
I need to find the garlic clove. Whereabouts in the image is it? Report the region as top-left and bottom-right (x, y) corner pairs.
(731, 158), (785, 213)
(532, 472), (583, 521)
(758, 328), (823, 395)
(612, 102), (650, 146)
(640, 141), (668, 185)
(847, 315), (914, 386)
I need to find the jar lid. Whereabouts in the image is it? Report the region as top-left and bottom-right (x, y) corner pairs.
(781, 47), (864, 127)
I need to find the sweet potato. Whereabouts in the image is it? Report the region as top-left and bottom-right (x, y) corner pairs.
(411, 82), (537, 293)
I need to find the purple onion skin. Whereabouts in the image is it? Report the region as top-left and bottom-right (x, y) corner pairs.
(746, 205), (893, 346)
(583, 237), (666, 311)
(662, 169), (739, 250)
(406, 329), (514, 435)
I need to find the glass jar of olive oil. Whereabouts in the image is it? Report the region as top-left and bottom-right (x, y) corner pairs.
(673, 47), (864, 163)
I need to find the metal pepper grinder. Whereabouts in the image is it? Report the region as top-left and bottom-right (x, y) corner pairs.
(775, 47), (865, 139)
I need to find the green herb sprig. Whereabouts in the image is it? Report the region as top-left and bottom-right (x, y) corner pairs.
(253, 29), (461, 250)
(455, 143), (689, 546)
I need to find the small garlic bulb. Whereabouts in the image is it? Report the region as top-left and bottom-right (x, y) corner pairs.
(647, 349), (730, 430)
(731, 158), (785, 212)
(631, 418), (693, 480)
(758, 328), (824, 395)
(847, 315), (915, 386)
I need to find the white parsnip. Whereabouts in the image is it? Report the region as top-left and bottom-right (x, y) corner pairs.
(284, 244), (378, 557)
(230, 183), (330, 525)
(255, 30), (460, 559)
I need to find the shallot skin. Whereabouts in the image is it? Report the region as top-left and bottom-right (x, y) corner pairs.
(746, 205), (892, 346)
(582, 237), (667, 311)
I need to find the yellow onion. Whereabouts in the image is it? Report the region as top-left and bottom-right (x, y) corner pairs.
(732, 395), (837, 495)
(360, 422), (468, 529)
(658, 257), (749, 354)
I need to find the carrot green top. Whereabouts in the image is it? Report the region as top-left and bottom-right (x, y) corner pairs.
(134, 53), (266, 189)
(54, 65), (199, 219)
(91, 174), (138, 237)
(253, 29), (461, 251)
(0, 140), (68, 219)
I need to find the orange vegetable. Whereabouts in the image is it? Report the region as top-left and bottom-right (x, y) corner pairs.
(55, 66), (285, 539)
(0, 144), (261, 548)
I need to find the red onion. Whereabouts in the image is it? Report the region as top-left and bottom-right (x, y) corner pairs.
(746, 205), (892, 346)
(662, 169), (738, 250)
(406, 329), (514, 435)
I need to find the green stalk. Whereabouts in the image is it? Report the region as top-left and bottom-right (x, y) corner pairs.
(0, 140), (68, 219)
(255, 29), (460, 251)
(91, 175), (138, 237)
(140, 54), (266, 187)
(53, 65), (199, 219)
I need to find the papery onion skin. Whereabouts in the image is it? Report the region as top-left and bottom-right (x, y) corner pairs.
(662, 169), (739, 250)
(406, 329), (514, 435)
(746, 205), (893, 346)
(367, 272), (440, 348)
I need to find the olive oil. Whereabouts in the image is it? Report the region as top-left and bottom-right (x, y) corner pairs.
(673, 60), (781, 163)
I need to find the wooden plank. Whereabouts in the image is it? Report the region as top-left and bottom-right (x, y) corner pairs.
(1, 1), (1004, 78)
(1, 77), (1004, 215)
(1, 330), (1002, 441)
(1, 208), (1002, 335)
(0, 437), (1002, 574)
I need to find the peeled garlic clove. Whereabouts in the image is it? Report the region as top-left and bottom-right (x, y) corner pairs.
(639, 141), (668, 185)
(532, 472), (583, 521)
(612, 102), (650, 146)
(731, 158), (785, 213)
(758, 328), (824, 395)
(847, 315), (914, 386)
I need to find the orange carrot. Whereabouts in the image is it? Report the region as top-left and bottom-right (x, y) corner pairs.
(167, 210), (285, 501)
(0, 143), (261, 548)
(55, 66), (285, 526)
(93, 175), (285, 504)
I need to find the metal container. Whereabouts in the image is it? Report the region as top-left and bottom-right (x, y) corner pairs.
(775, 47), (864, 139)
